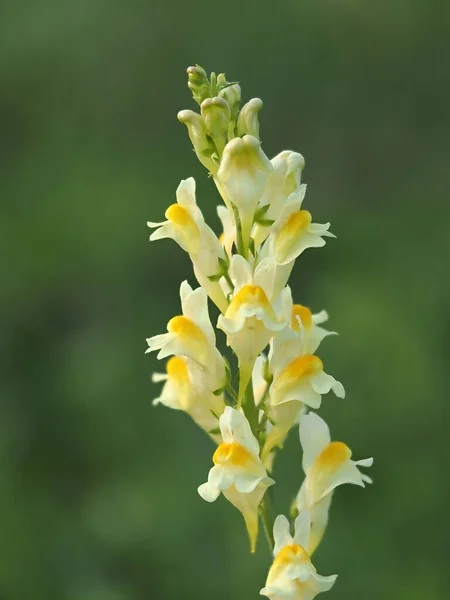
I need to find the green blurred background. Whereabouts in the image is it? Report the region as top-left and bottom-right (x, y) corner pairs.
(1, 0), (449, 598)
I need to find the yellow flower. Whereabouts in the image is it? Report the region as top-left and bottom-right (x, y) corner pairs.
(198, 407), (274, 552)
(148, 178), (228, 313)
(270, 329), (344, 410)
(296, 412), (373, 554)
(261, 328), (343, 461)
(146, 281), (226, 391)
(253, 150), (306, 247)
(217, 255), (288, 401)
(259, 192), (335, 296)
(152, 356), (225, 441)
(216, 135), (272, 250)
(260, 512), (337, 600)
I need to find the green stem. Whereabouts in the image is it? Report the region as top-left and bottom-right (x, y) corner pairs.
(260, 493), (275, 552)
(231, 203), (248, 259)
(241, 377), (258, 437)
(223, 271), (234, 292)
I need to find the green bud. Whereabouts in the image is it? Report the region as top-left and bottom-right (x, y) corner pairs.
(187, 65), (208, 86)
(187, 65), (210, 105)
(216, 73), (228, 89)
(177, 109), (218, 173)
(237, 98), (263, 139)
(219, 83), (242, 122)
(201, 97), (230, 156)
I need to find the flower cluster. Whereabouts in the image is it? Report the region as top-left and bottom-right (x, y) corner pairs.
(146, 65), (373, 598)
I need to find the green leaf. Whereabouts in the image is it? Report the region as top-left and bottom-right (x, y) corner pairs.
(255, 218), (274, 227)
(254, 204), (270, 221)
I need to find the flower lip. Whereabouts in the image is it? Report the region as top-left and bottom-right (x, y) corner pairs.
(167, 315), (205, 341)
(281, 355), (323, 381)
(166, 356), (189, 380)
(291, 304), (313, 331)
(213, 442), (253, 467)
(227, 284), (271, 315)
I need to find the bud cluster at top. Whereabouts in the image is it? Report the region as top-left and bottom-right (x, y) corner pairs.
(145, 65), (373, 600)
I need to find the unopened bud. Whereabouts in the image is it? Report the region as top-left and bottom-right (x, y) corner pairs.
(187, 65), (208, 86)
(219, 84), (242, 122)
(236, 98), (263, 139)
(177, 110), (218, 173)
(216, 73), (228, 89)
(187, 65), (210, 105)
(201, 97), (230, 155)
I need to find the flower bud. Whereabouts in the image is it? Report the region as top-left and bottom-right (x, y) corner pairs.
(187, 65), (208, 86)
(237, 98), (263, 139)
(219, 83), (242, 122)
(187, 65), (210, 105)
(177, 109), (218, 173)
(217, 135), (272, 248)
(216, 72), (228, 89)
(201, 97), (230, 156)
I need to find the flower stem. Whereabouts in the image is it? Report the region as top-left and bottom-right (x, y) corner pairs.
(241, 377), (258, 437)
(260, 493), (275, 552)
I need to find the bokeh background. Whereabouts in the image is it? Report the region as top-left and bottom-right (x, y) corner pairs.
(1, 0), (449, 598)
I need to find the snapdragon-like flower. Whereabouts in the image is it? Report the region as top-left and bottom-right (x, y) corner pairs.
(270, 328), (344, 410)
(147, 178), (228, 313)
(261, 319), (342, 461)
(296, 412), (373, 554)
(198, 406), (274, 552)
(217, 254), (288, 401)
(253, 150), (306, 248)
(152, 356), (225, 441)
(260, 512), (337, 600)
(216, 134), (272, 251)
(260, 191), (335, 296)
(146, 281), (226, 391)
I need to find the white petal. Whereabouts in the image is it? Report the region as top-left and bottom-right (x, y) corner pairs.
(234, 472), (262, 494)
(176, 177), (196, 207)
(299, 412), (331, 473)
(220, 406), (260, 456)
(273, 515), (292, 556)
(208, 464), (235, 490)
(332, 379), (345, 398)
(254, 257), (278, 300)
(198, 481), (220, 502)
(355, 457), (374, 467)
(318, 460), (366, 500)
(311, 310), (329, 325)
(145, 333), (170, 353)
(293, 510), (311, 550)
(229, 254), (253, 290)
(151, 372), (167, 383)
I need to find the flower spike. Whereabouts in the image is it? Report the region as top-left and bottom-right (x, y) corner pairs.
(146, 65), (373, 599)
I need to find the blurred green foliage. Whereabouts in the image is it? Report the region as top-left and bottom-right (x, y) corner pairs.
(1, 0), (449, 598)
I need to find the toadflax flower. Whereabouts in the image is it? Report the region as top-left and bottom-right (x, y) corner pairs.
(262, 326), (344, 460)
(198, 406), (275, 552)
(146, 281), (226, 392)
(260, 511), (337, 600)
(260, 191), (335, 296)
(217, 254), (288, 401)
(296, 412), (373, 554)
(215, 134), (272, 252)
(152, 355), (225, 441)
(147, 177), (229, 313)
(253, 150), (306, 248)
